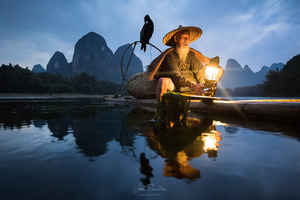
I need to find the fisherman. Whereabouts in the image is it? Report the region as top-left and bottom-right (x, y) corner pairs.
(146, 25), (224, 102)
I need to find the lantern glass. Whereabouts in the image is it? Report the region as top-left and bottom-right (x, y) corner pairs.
(205, 66), (219, 81)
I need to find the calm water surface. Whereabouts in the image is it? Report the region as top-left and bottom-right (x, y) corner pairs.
(0, 98), (300, 200)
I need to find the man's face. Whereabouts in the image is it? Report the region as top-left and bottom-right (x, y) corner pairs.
(175, 31), (190, 48)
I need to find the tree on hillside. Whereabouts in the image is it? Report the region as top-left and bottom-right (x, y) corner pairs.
(0, 64), (36, 93)
(71, 72), (98, 94)
(0, 64), (119, 95)
(264, 68), (282, 96)
(263, 54), (300, 97)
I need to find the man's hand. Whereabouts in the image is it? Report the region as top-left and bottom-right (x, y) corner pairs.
(190, 82), (204, 95)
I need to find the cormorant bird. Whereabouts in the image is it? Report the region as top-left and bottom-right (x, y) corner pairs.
(140, 15), (154, 52)
(140, 153), (153, 186)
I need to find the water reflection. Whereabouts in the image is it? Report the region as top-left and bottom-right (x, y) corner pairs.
(0, 101), (224, 182)
(0, 109), (33, 129)
(140, 117), (222, 181)
(201, 124), (222, 157)
(1, 100), (300, 185)
(73, 108), (124, 157)
(139, 152), (154, 187)
(33, 119), (47, 129)
(1, 100), (300, 199)
(0, 101), (137, 160)
(47, 115), (73, 140)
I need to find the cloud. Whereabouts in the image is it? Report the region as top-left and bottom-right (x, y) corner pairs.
(0, 40), (50, 69)
(0, 32), (74, 69)
(193, 0), (300, 70)
(0, 0), (299, 72)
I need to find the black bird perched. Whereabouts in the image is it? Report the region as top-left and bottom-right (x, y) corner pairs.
(140, 15), (154, 52)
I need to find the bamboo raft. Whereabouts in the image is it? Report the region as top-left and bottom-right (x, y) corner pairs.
(104, 96), (300, 122)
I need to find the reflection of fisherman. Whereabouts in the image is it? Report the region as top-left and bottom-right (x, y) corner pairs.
(143, 118), (216, 181)
(147, 25), (224, 102)
(163, 151), (201, 181)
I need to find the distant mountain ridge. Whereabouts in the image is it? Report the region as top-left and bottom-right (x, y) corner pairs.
(32, 64), (45, 73)
(46, 51), (71, 77)
(33, 32), (284, 87)
(39, 32), (143, 83)
(72, 32), (117, 82)
(219, 59), (284, 89)
(113, 44), (144, 81)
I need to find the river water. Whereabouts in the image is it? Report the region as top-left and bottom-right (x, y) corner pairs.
(0, 98), (299, 200)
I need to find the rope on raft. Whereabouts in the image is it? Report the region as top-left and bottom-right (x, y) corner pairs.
(115, 41), (162, 96)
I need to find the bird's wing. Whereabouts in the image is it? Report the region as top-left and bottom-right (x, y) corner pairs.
(140, 24), (146, 41)
(142, 22), (154, 42)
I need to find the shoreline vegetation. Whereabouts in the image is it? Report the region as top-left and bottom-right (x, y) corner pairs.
(0, 64), (121, 96)
(0, 93), (104, 99)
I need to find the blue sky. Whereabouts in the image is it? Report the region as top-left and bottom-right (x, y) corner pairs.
(0, 0), (299, 72)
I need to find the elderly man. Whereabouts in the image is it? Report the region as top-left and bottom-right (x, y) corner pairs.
(147, 25), (223, 102)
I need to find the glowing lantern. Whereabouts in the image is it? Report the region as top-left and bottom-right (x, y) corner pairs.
(204, 66), (220, 81)
(202, 56), (221, 96)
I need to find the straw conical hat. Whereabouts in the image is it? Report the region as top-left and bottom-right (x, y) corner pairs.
(163, 25), (202, 46)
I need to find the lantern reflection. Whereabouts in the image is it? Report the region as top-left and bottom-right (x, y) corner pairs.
(201, 130), (221, 152)
(197, 121), (223, 156)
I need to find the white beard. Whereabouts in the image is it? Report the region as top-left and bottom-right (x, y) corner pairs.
(176, 46), (190, 63)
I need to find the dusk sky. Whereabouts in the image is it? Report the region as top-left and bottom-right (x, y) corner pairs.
(0, 0), (299, 72)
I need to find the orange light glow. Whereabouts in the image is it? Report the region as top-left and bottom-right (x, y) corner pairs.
(201, 131), (222, 152)
(205, 66), (219, 81)
(213, 121), (228, 127)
